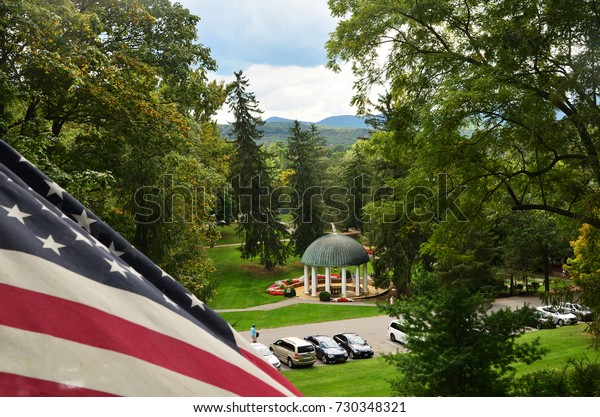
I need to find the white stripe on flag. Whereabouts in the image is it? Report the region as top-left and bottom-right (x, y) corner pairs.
(0, 250), (296, 396)
(0, 325), (233, 396)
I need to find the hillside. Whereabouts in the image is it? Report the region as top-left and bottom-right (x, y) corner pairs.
(219, 115), (372, 147)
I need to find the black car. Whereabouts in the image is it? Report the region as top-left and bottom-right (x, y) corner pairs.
(333, 332), (374, 359)
(305, 335), (348, 364)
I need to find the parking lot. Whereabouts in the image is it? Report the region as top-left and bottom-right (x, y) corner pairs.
(240, 295), (544, 370)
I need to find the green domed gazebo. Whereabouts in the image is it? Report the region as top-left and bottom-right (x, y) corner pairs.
(301, 232), (370, 297)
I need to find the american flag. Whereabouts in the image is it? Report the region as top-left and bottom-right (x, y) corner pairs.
(0, 140), (300, 397)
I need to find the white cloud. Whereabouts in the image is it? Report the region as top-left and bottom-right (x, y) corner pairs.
(179, 0), (335, 73)
(212, 64), (359, 124)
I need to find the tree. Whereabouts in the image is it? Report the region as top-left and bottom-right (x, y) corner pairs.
(327, 0), (600, 228)
(285, 121), (327, 255)
(421, 217), (499, 290)
(565, 223), (600, 345)
(0, 0), (229, 302)
(382, 270), (546, 396)
(495, 210), (577, 294)
(227, 71), (289, 269)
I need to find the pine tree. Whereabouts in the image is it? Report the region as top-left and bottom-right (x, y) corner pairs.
(285, 121), (327, 255)
(227, 71), (288, 269)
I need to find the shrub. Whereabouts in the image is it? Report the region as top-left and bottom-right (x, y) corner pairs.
(319, 291), (331, 302)
(279, 283), (286, 289)
(284, 286), (296, 298)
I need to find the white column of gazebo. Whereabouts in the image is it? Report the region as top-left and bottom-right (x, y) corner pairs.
(302, 261), (369, 297)
(300, 232), (371, 298)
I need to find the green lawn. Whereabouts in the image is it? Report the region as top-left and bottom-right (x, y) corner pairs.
(214, 224), (241, 245)
(284, 324), (600, 397)
(218, 303), (383, 332)
(514, 323), (600, 373)
(285, 356), (397, 397)
(206, 245), (306, 309)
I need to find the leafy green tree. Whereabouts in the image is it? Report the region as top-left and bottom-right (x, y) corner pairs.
(285, 121), (327, 255)
(327, 0), (600, 228)
(227, 71), (289, 269)
(565, 223), (600, 344)
(421, 217), (499, 290)
(339, 142), (372, 231)
(382, 271), (546, 396)
(495, 210), (577, 294)
(0, 0), (229, 301)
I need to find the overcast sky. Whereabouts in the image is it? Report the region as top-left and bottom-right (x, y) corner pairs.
(175, 0), (359, 123)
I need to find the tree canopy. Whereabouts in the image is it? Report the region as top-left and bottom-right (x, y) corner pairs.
(327, 0), (600, 228)
(0, 0), (229, 301)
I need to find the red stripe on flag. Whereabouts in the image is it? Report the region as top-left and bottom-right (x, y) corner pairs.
(0, 372), (116, 397)
(0, 283), (288, 396)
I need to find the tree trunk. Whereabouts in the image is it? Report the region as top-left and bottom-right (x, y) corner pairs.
(543, 254), (550, 293)
(509, 272), (514, 296)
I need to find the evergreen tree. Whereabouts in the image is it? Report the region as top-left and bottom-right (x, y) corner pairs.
(383, 271), (546, 396)
(227, 71), (288, 269)
(285, 121), (327, 255)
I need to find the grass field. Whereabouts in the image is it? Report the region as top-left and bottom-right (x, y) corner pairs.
(285, 356), (397, 397)
(206, 245), (305, 309)
(218, 303), (383, 332)
(213, 224), (241, 245)
(284, 323), (600, 397)
(514, 323), (600, 373)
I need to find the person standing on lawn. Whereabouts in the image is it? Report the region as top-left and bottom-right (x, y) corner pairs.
(250, 324), (258, 343)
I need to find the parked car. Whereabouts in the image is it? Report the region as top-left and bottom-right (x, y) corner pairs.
(388, 320), (409, 344)
(269, 337), (316, 368)
(251, 342), (281, 371)
(305, 335), (348, 364)
(524, 310), (556, 330)
(536, 306), (578, 326)
(560, 302), (593, 322)
(333, 332), (374, 359)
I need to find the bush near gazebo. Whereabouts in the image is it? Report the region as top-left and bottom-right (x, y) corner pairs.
(319, 291), (331, 302)
(284, 286), (296, 298)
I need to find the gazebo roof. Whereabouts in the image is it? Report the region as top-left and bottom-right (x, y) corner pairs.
(301, 233), (370, 267)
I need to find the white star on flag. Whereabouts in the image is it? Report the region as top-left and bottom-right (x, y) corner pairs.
(104, 258), (128, 278)
(1, 204), (31, 224)
(44, 180), (65, 199)
(70, 227), (93, 246)
(108, 242), (125, 257)
(72, 209), (96, 232)
(36, 234), (66, 255)
(163, 294), (180, 309)
(161, 269), (176, 281)
(127, 265), (144, 281)
(186, 293), (206, 310)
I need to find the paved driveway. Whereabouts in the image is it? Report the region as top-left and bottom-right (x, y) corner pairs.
(239, 295), (544, 370)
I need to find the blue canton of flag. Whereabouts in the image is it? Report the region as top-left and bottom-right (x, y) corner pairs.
(0, 140), (300, 397)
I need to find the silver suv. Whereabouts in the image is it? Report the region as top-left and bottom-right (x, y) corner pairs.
(269, 337), (316, 368)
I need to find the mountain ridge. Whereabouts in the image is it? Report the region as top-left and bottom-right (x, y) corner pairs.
(264, 114), (369, 129)
(219, 114), (371, 147)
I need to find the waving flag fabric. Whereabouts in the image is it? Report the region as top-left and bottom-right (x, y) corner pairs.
(0, 140), (300, 397)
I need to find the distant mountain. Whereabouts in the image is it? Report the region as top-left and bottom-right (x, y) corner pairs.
(316, 115), (369, 129)
(220, 115), (372, 147)
(265, 115), (369, 129)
